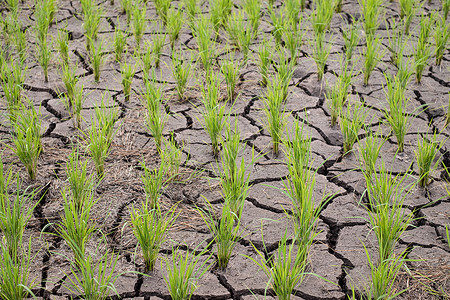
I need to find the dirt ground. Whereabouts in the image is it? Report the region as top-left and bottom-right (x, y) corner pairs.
(0, 0), (449, 299)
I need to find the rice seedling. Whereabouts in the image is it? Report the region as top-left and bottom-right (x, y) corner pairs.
(94, 94), (120, 150)
(208, 0), (233, 34)
(65, 146), (95, 211)
(183, 0), (198, 26)
(399, 0), (419, 34)
(200, 73), (229, 157)
(152, 33), (166, 68)
(414, 131), (442, 188)
(363, 34), (383, 86)
(194, 15), (216, 72)
(443, 0), (450, 20)
(121, 59), (137, 102)
(140, 41), (153, 76)
(63, 250), (122, 300)
(60, 61), (78, 103)
(83, 4), (103, 52)
(310, 0), (334, 35)
(276, 48), (295, 100)
(311, 30), (334, 81)
(414, 13), (434, 84)
(162, 246), (211, 300)
(339, 101), (367, 155)
(434, 16), (450, 66)
(9, 16), (27, 62)
(154, 0), (171, 25)
(56, 28), (70, 66)
(166, 7), (184, 49)
(55, 188), (97, 265)
(246, 233), (311, 300)
(62, 83), (85, 129)
(171, 51), (193, 101)
(113, 22), (127, 63)
(34, 0), (53, 82)
(335, 0), (343, 12)
(357, 130), (385, 179)
(268, 7), (284, 47)
(10, 102), (42, 180)
(160, 133), (183, 179)
(119, 0), (132, 19)
(132, 0), (147, 51)
(36, 37), (52, 83)
(0, 57), (26, 117)
(89, 38), (106, 83)
(326, 61), (354, 127)
(257, 37), (272, 87)
(282, 17), (304, 62)
(359, 0), (384, 37)
(5, 0), (19, 14)
(243, 0), (261, 35)
(141, 160), (166, 209)
(226, 10), (252, 62)
(198, 200), (241, 269)
(263, 74), (289, 156)
(0, 176), (38, 258)
(397, 56), (414, 90)
(284, 0), (301, 26)
(47, 0), (58, 26)
(386, 19), (406, 67)
(0, 238), (37, 300)
(220, 52), (241, 102)
(383, 74), (410, 152)
(130, 201), (177, 271)
(219, 123), (254, 215)
(140, 75), (168, 150)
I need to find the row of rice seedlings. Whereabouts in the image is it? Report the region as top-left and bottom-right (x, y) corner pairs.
(166, 7), (184, 50)
(413, 12), (434, 84)
(434, 15), (450, 66)
(399, 0), (419, 34)
(263, 74), (289, 156)
(226, 10), (253, 62)
(34, 0), (54, 82)
(10, 101), (42, 180)
(194, 15), (216, 73)
(310, 0), (334, 36)
(132, 0), (147, 50)
(243, 0), (261, 35)
(220, 52), (242, 102)
(359, 0), (383, 38)
(339, 101), (368, 155)
(140, 75), (168, 150)
(200, 73), (229, 157)
(383, 74), (411, 152)
(82, 0), (102, 52)
(363, 34), (383, 86)
(171, 52), (193, 100)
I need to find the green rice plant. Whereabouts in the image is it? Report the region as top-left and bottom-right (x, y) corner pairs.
(359, 0), (384, 37)
(154, 0), (171, 25)
(132, 0), (147, 50)
(36, 38), (52, 83)
(226, 10), (252, 62)
(121, 59), (137, 102)
(363, 34), (383, 86)
(284, 0), (301, 26)
(275, 48), (295, 100)
(160, 134), (183, 179)
(194, 15), (216, 72)
(140, 75), (168, 150)
(220, 52), (241, 102)
(208, 0), (233, 36)
(94, 94), (120, 150)
(243, 0), (261, 35)
(141, 160), (166, 210)
(10, 103), (42, 180)
(0, 238), (37, 300)
(62, 83), (85, 129)
(268, 7), (284, 47)
(130, 202), (177, 271)
(219, 123), (254, 215)
(326, 64), (352, 127)
(83, 5), (103, 52)
(141, 41), (153, 75)
(0, 57), (26, 117)
(434, 16), (450, 66)
(171, 52), (193, 100)
(65, 146), (95, 211)
(10, 17), (27, 62)
(63, 250), (121, 300)
(414, 131), (442, 187)
(443, 0), (450, 20)
(183, 0), (198, 25)
(47, 0), (58, 26)
(56, 29), (70, 66)
(357, 130), (385, 180)
(310, 0), (334, 35)
(263, 74), (289, 156)
(246, 233), (311, 300)
(339, 101), (367, 155)
(311, 30), (333, 81)
(34, 0), (51, 44)
(363, 160), (415, 262)
(383, 74), (410, 152)
(257, 37), (272, 87)
(0, 177), (38, 258)
(152, 33), (166, 68)
(414, 13), (434, 84)
(80, 0), (94, 14)
(283, 22), (303, 62)
(386, 19), (406, 67)
(200, 73), (229, 157)
(399, 0), (419, 34)
(55, 188), (97, 266)
(334, 0), (343, 12)
(60, 61), (79, 103)
(163, 246), (211, 300)
(166, 7), (184, 49)
(198, 200), (241, 269)
(89, 38), (106, 83)
(113, 22), (127, 63)
(397, 56), (414, 90)
(5, 0), (19, 14)
(119, 0), (132, 20)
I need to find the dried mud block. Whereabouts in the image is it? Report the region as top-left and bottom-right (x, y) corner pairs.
(247, 181), (290, 211)
(250, 160), (288, 182)
(298, 244), (344, 299)
(227, 115), (261, 141)
(321, 194), (368, 226)
(241, 295), (276, 300)
(408, 246), (450, 269)
(163, 231), (211, 251)
(421, 202), (450, 226)
(402, 225), (444, 247)
(140, 265), (167, 295)
(310, 139), (341, 167)
(195, 271), (231, 297)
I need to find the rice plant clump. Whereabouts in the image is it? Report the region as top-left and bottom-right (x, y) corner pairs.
(414, 131), (442, 187)
(414, 13), (434, 84)
(363, 34), (383, 86)
(311, 30), (334, 81)
(220, 52), (241, 102)
(120, 59), (137, 102)
(434, 15), (450, 66)
(194, 15), (216, 73)
(141, 160), (166, 209)
(339, 101), (368, 155)
(326, 60), (354, 126)
(171, 52), (193, 101)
